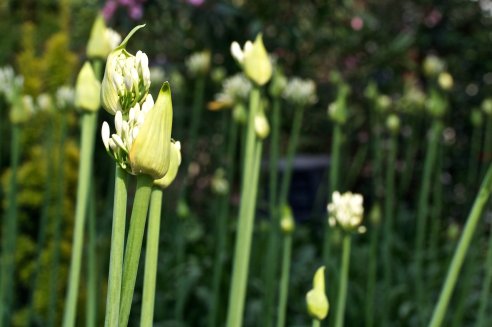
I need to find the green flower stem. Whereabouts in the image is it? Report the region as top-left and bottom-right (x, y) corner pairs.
(428, 163), (492, 327)
(140, 187), (163, 327)
(0, 124), (21, 327)
(365, 221), (380, 327)
(265, 101), (301, 327)
(415, 119), (443, 321)
(481, 114), (492, 179)
(209, 107), (240, 327)
(28, 121), (54, 325)
(119, 174), (154, 327)
(429, 149), (443, 263)
(382, 132), (397, 325)
(312, 319), (321, 327)
(104, 165), (128, 327)
(276, 233), (293, 327)
(476, 222), (492, 327)
(322, 123), (343, 299)
(62, 58), (102, 327)
(48, 112), (68, 327)
(345, 142), (368, 189)
(62, 110), (98, 327)
(399, 115), (422, 196)
(335, 233), (351, 327)
(226, 86), (262, 327)
(86, 187), (97, 327)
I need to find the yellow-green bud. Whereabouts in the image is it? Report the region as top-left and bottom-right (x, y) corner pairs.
(177, 198), (190, 219)
(386, 114), (400, 134)
(129, 82), (173, 179)
(101, 24), (150, 115)
(75, 62), (101, 112)
(255, 105), (270, 139)
(438, 72), (453, 91)
(369, 203), (382, 226)
(233, 102), (247, 124)
(376, 95), (391, 113)
(154, 140), (181, 189)
(86, 14), (121, 59)
(10, 95), (33, 124)
(306, 266), (329, 321)
(231, 34), (272, 86)
(482, 98), (492, 116)
(211, 168), (229, 195)
(280, 205), (295, 234)
(471, 109), (483, 127)
(426, 89), (447, 118)
(327, 102), (348, 125)
(423, 55), (445, 77)
(269, 68), (287, 97)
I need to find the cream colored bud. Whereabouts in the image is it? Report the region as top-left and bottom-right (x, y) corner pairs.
(386, 114), (400, 134)
(75, 62), (101, 112)
(154, 140), (181, 188)
(306, 266), (329, 320)
(255, 106), (270, 139)
(87, 14), (121, 59)
(438, 72), (453, 91)
(243, 34), (272, 86)
(280, 205), (295, 234)
(129, 82), (173, 179)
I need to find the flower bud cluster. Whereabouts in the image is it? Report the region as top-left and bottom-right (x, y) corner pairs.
(0, 66), (23, 103)
(327, 191), (365, 233)
(282, 77), (318, 107)
(230, 34), (272, 86)
(306, 266), (329, 321)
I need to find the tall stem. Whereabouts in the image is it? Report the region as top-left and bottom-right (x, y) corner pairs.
(119, 174), (153, 327)
(415, 119), (443, 321)
(382, 132), (397, 325)
(334, 233), (351, 327)
(140, 187), (163, 327)
(476, 222), (492, 327)
(226, 87), (262, 327)
(62, 110), (98, 327)
(276, 233), (293, 327)
(86, 187), (97, 327)
(365, 220), (380, 327)
(104, 165), (128, 327)
(428, 163), (492, 327)
(0, 124), (20, 327)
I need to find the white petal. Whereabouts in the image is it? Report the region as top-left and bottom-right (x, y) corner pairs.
(115, 111), (123, 135)
(101, 122), (110, 151)
(230, 42), (244, 63)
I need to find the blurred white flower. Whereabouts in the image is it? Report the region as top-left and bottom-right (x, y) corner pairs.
(186, 51), (211, 76)
(56, 86), (75, 109)
(282, 77), (317, 107)
(327, 191), (365, 233)
(0, 66), (23, 103)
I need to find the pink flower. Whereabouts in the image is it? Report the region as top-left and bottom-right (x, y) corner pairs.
(186, 0), (205, 6)
(350, 16), (364, 31)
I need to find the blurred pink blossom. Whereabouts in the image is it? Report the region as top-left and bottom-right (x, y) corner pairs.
(186, 0), (206, 6)
(103, 0), (146, 21)
(351, 16), (364, 31)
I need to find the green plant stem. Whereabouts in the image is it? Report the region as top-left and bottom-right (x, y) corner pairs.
(187, 74), (206, 161)
(481, 114), (492, 180)
(86, 187), (97, 327)
(365, 221), (380, 327)
(415, 119), (443, 321)
(209, 108), (240, 327)
(382, 132), (397, 325)
(119, 174), (153, 327)
(62, 110), (98, 327)
(140, 187), (163, 327)
(276, 233), (293, 327)
(335, 233), (351, 327)
(48, 112), (68, 327)
(428, 163), (492, 327)
(0, 124), (21, 327)
(226, 87), (262, 327)
(104, 165), (128, 327)
(429, 149), (443, 264)
(476, 224), (492, 327)
(345, 141), (368, 189)
(399, 115), (421, 196)
(312, 319), (321, 327)
(468, 121), (483, 190)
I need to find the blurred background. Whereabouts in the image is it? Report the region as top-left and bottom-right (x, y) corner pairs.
(2, 0), (492, 326)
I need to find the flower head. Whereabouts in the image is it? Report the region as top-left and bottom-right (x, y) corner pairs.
(208, 73), (252, 110)
(56, 86), (75, 110)
(230, 34), (272, 86)
(306, 266), (329, 321)
(0, 66), (23, 103)
(282, 77), (317, 107)
(186, 50), (211, 77)
(101, 24), (150, 115)
(327, 191), (365, 233)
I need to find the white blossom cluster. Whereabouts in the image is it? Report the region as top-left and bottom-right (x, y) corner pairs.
(282, 77), (317, 107)
(327, 191), (365, 233)
(56, 86), (75, 110)
(185, 51), (211, 76)
(0, 66), (23, 103)
(214, 73), (252, 107)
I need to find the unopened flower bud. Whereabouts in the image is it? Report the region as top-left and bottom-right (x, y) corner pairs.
(75, 62), (101, 112)
(255, 105), (270, 139)
(423, 55), (445, 77)
(376, 95), (391, 113)
(231, 34), (272, 86)
(10, 95), (34, 124)
(470, 109), (483, 127)
(386, 114), (400, 134)
(233, 102), (247, 124)
(306, 266), (329, 321)
(269, 68), (287, 98)
(369, 203), (382, 226)
(482, 98), (492, 116)
(129, 82), (173, 179)
(211, 167), (229, 195)
(280, 205), (295, 234)
(86, 14), (121, 59)
(154, 140), (182, 189)
(438, 72), (453, 91)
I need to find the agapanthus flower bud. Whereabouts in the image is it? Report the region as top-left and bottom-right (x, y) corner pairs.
(327, 191), (365, 233)
(438, 72), (453, 91)
(129, 82), (173, 178)
(327, 102), (348, 125)
(280, 205), (295, 234)
(423, 55), (445, 77)
(75, 62), (101, 112)
(0, 66), (23, 103)
(101, 24), (150, 115)
(306, 266), (329, 321)
(426, 89), (447, 118)
(376, 95), (391, 113)
(255, 104), (270, 139)
(386, 113), (400, 134)
(37, 93), (53, 112)
(154, 140), (182, 189)
(282, 77), (318, 107)
(482, 98), (492, 116)
(231, 34), (272, 86)
(56, 86), (75, 110)
(186, 50), (211, 77)
(211, 168), (229, 195)
(470, 109), (483, 128)
(86, 14), (121, 59)
(269, 67), (287, 98)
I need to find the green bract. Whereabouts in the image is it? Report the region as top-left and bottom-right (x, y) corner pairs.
(75, 62), (101, 112)
(231, 34), (272, 86)
(306, 266), (329, 320)
(129, 82), (173, 179)
(154, 140), (182, 189)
